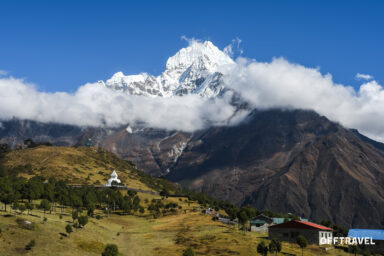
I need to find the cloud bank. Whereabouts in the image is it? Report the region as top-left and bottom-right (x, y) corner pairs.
(1, 40), (384, 142)
(221, 57), (384, 141)
(0, 77), (235, 132)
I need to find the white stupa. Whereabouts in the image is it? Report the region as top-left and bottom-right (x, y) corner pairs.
(105, 170), (121, 187)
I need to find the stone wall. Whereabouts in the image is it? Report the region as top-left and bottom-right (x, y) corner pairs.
(251, 223), (270, 233)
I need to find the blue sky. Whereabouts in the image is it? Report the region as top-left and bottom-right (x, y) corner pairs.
(0, 0), (383, 92)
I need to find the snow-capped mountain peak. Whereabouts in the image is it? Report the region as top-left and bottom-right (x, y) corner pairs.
(101, 41), (235, 98)
(165, 40), (233, 72)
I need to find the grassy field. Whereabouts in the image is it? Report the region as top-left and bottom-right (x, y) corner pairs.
(0, 194), (354, 256)
(3, 146), (175, 192)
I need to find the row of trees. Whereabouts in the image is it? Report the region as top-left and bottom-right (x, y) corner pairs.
(147, 199), (181, 218)
(320, 219), (348, 237)
(179, 188), (302, 221)
(0, 174), (144, 218)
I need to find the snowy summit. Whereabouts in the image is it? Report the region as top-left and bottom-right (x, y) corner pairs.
(98, 41), (235, 98)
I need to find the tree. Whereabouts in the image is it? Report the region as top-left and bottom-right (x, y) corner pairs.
(225, 207), (239, 220)
(296, 235), (308, 256)
(0, 179), (14, 212)
(269, 239), (282, 256)
(183, 247), (195, 256)
(18, 204), (26, 215)
(65, 224), (73, 237)
(72, 210), (78, 223)
(12, 202), (19, 215)
(70, 193), (83, 210)
(26, 202), (34, 215)
(78, 215), (88, 228)
(320, 219), (348, 237)
(40, 199), (51, 218)
(87, 205), (95, 217)
(237, 209), (250, 234)
(132, 196), (140, 212)
(160, 189), (170, 198)
(23, 179), (43, 203)
(257, 241), (268, 256)
(43, 182), (55, 213)
(102, 244), (119, 256)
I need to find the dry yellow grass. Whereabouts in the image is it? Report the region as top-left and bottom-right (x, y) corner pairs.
(0, 195), (353, 256)
(4, 146), (153, 191)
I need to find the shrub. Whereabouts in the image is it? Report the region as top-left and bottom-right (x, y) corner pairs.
(65, 224), (73, 237)
(102, 244), (119, 256)
(257, 241), (268, 256)
(25, 239), (35, 250)
(183, 247), (195, 256)
(78, 215), (88, 228)
(269, 239), (282, 255)
(72, 210), (78, 223)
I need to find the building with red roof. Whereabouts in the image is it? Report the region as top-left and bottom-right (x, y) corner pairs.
(269, 220), (333, 245)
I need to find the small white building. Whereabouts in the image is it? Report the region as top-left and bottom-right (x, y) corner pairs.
(105, 170), (121, 187)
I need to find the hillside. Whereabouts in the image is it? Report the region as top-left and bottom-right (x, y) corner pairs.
(2, 110), (384, 229)
(3, 146), (175, 193)
(0, 194), (353, 256)
(166, 109), (384, 228)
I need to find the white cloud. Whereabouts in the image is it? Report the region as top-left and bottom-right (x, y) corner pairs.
(181, 35), (202, 45)
(0, 70), (8, 76)
(356, 73), (374, 80)
(220, 57), (384, 141)
(224, 37), (243, 57)
(0, 77), (236, 132)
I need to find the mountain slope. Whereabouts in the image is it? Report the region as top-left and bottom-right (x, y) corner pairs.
(165, 109), (384, 228)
